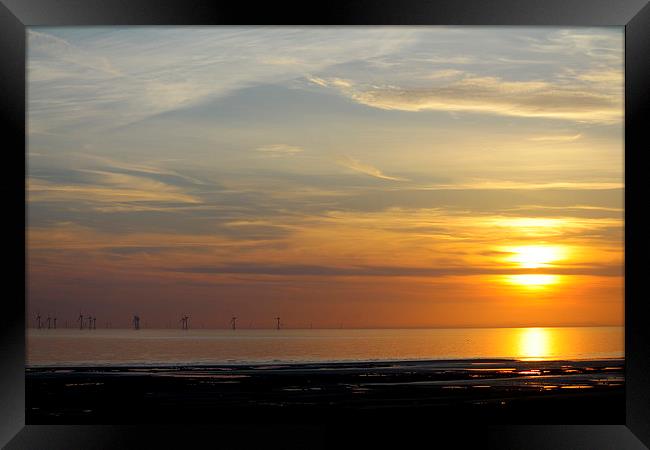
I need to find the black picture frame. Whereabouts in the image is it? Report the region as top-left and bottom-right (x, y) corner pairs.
(2, 0), (648, 448)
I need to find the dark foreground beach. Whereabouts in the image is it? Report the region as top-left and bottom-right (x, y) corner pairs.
(26, 359), (624, 424)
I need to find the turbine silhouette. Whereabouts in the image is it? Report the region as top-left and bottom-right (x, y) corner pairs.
(180, 315), (189, 330)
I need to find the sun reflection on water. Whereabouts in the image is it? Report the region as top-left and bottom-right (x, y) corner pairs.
(517, 328), (553, 360)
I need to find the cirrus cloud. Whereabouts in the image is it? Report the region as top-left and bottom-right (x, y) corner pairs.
(255, 144), (304, 156)
(336, 155), (408, 181)
(308, 72), (622, 124)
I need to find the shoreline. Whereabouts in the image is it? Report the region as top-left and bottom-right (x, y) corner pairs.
(25, 357), (625, 371)
(26, 356), (625, 369)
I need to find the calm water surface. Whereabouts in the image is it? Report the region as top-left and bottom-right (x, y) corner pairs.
(27, 327), (624, 366)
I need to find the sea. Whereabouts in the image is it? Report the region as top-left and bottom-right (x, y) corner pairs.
(26, 326), (624, 367)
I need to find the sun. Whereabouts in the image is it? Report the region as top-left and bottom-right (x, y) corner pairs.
(507, 245), (564, 269)
(498, 245), (567, 289)
(504, 274), (560, 288)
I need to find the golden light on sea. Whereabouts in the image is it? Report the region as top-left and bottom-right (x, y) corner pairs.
(517, 327), (552, 360)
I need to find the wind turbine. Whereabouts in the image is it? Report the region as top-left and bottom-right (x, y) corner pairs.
(180, 315), (189, 330)
(231, 316), (237, 330)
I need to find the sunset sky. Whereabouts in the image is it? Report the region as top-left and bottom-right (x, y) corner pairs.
(27, 27), (624, 328)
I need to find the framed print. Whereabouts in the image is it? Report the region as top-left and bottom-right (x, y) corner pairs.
(1, 0), (649, 448)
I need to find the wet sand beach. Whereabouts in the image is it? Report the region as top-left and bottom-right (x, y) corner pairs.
(26, 358), (624, 424)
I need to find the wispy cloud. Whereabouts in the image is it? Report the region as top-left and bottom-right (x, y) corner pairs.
(28, 28), (420, 133)
(28, 30), (122, 78)
(528, 133), (583, 142)
(336, 155), (407, 181)
(28, 170), (201, 207)
(75, 154), (209, 186)
(416, 180), (623, 190)
(528, 29), (623, 62)
(169, 262), (622, 278)
(255, 144), (304, 156)
(307, 76), (352, 88)
(317, 74), (621, 123)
